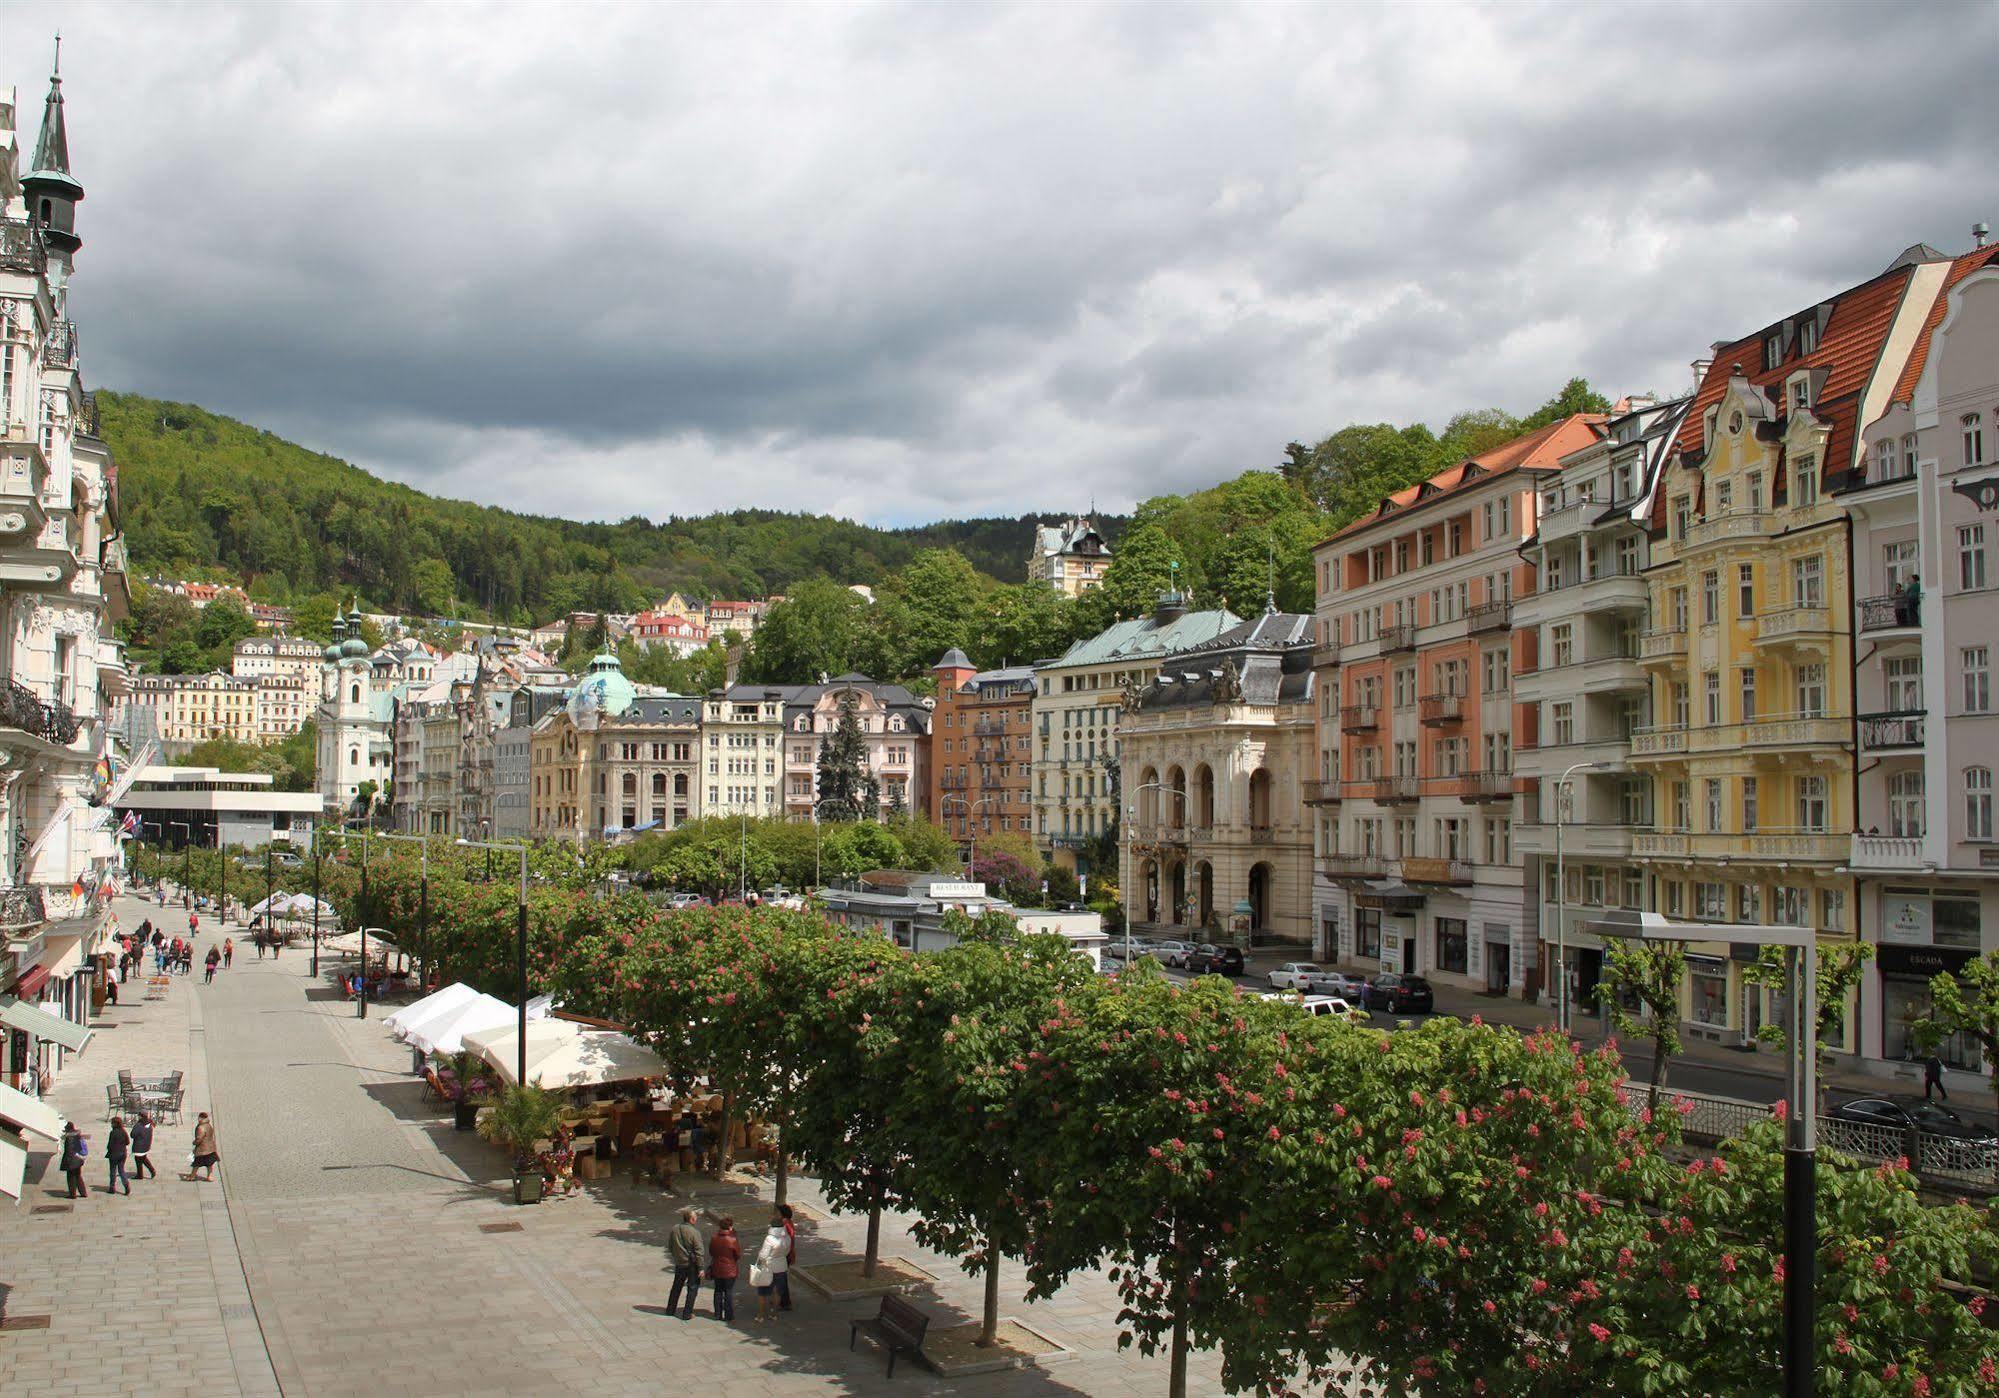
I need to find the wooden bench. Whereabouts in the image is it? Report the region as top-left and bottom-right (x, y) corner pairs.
(848, 1294), (930, 1376)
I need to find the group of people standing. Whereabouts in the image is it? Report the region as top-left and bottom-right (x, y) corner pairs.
(666, 1205), (796, 1324)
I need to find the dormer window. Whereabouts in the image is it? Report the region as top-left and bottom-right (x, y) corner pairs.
(1798, 317), (1820, 355)
(1763, 333), (1784, 370)
(1788, 377), (1812, 414)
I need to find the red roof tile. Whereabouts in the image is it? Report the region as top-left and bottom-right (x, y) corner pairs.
(1890, 244), (1999, 405)
(1325, 414), (1606, 544)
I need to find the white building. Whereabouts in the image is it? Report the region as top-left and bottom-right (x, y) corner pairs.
(316, 606), (394, 819)
(231, 634), (322, 684)
(1, 58), (133, 1100)
(1028, 516), (1112, 596)
(819, 873), (1107, 966)
(113, 765), (322, 851)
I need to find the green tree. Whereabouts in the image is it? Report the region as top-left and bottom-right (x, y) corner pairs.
(743, 579), (871, 683)
(1090, 522), (1182, 622)
(814, 692), (876, 821)
(1597, 938), (1688, 1109)
(1743, 941), (1875, 1111)
(1521, 375), (1614, 431)
(867, 548), (989, 678)
(978, 583), (1074, 669)
(1919, 950), (1999, 1125)
(192, 595), (257, 662)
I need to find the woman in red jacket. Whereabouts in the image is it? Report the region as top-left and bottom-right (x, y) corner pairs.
(707, 1216), (741, 1322)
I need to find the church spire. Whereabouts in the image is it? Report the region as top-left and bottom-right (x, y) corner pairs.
(30, 37), (76, 183)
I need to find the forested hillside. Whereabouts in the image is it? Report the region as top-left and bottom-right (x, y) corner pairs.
(100, 393), (1122, 620)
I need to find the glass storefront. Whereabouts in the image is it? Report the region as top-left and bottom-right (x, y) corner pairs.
(1882, 976), (1980, 1069)
(1436, 917), (1468, 975)
(1688, 957), (1728, 1026)
(1356, 909), (1381, 960)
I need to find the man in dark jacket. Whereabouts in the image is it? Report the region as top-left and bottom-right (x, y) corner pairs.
(60, 1121), (89, 1198)
(666, 1208), (708, 1319)
(131, 1112), (157, 1179)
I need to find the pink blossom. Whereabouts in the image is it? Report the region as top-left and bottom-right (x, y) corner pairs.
(1587, 1323), (1609, 1342)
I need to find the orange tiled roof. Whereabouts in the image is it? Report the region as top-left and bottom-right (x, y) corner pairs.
(1653, 261), (1923, 529)
(1325, 413), (1606, 544)
(1890, 244), (1999, 405)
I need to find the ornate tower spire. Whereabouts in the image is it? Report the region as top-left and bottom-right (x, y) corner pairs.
(24, 35), (84, 266)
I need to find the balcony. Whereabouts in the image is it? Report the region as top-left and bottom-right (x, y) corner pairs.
(1339, 705), (1379, 734)
(0, 219), (46, 275)
(1858, 594), (1920, 636)
(1683, 512), (1773, 551)
(0, 442), (49, 540)
(1536, 496), (1603, 544)
(1249, 827), (1277, 845)
(1302, 779), (1343, 806)
(1320, 854), (1390, 882)
(0, 884), (48, 933)
(42, 319), (77, 370)
(1852, 833), (1929, 872)
(97, 638), (129, 700)
(1516, 654), (1646, 702)
(1633, 830), (1848, 864)
(0, 678), (81, 747)
(1629, 726), (1687, 758)
(1688, 714), (1847, 753)
(1633, 831), (1691, 858)
(1365, 775), (1419, 804)
(1418, 693), (1463, 727)
(1382, 622), (1418, 653)
(1401, 856), (1473, 886)
(1639, 629), (1687, 663)
(1515, 822), (1639, 860)
(1468, 600), (1511, 634)
(1859, 711), (1924, 751)
(1754, 605), (1833, 647)
(1461, 769), (1518, 802)
(75, 392), (99, 439)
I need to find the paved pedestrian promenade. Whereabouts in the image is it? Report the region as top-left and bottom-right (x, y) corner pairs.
(1, 896), (1240, 1396)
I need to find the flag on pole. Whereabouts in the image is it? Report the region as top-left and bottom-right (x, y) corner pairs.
(119, 810), (140, 836)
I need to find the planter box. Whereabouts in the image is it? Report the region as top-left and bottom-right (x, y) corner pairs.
(454, 1098), (479, 1132)
(514, 1172), (544, 1205)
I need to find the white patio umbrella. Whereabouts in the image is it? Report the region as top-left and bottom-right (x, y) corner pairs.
(281, 894), (339, 920)
(409, 993), (520, 1057)
(322, 930), (398, 956)
(386, 981), (480, 1039)
(245, 893), (288, 917)
(465, 1018), (669, 1089)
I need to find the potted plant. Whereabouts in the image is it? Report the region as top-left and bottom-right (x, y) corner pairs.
(479, 1083), (562, 1205)
(440, 1050), (486, 1132)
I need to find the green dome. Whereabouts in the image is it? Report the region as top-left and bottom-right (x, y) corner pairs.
(567, 652), (636, 728)
(341, 635), (369, 659)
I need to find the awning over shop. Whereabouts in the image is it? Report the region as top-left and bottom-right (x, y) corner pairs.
(1357, 880), (1426, 913)
(0, 1134), (27, 1203)
(0, 1080), (62, 1140)
(0, 995), (92, 1052)
(10, 928), (86, 1000)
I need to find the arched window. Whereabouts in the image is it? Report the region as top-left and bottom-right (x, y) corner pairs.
(889, 716), (903, 732)
(622, 772), (637, 796)
(1968, 768), (1993, 842)
(349, 747), (359, 765)
(350, 684), (361, 704)
(1888, 770), (1924, 837)
(651, 773), (667, 797)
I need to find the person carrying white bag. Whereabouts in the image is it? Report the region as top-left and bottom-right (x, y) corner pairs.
(749, 1212), (790, 1324)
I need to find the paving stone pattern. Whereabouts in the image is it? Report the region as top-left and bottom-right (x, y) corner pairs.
(1, 896), (1262, 1396)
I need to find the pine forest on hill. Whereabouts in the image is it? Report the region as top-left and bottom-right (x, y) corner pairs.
(104, 378), (1616, 684)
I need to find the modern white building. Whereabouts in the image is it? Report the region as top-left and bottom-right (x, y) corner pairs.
(113, 765), (322, 851)
(819, 872), (1107, 966)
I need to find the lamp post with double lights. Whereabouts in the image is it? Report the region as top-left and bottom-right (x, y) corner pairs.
(457, 836), (530, 1091)
(1122, 780), (1190, 962)
(939, 794), (998, 878)
(1589, 911), (1819, 1398)
(1551, 760), (1604, 1033)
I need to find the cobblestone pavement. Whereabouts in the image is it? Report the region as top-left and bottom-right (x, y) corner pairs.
(2, 896), (1241, 1396)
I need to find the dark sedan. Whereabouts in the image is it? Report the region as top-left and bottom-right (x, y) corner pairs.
(1362, 973), (1435, 1014)
(1829, 1097), (1997, 1146)
(1184, 943), (1246, 977)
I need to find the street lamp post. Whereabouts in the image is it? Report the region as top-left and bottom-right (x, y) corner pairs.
(1552, 760), (1603, 1033)
(940, 794), (998, 877)
(217, 828), (227, 928)
(264, 842), (274, 944)
(1588, 911), (1818, 1397)
(458, 837), (530, 1090)
(308, 821), (323, 978)
(325, 828), (373, 1018)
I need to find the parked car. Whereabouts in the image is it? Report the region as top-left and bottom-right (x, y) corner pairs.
(1362, 974), (1435, 1014)
(660, 891), (705, 910)
(1830, 1098), (1999, 1147)
(1259, 992), (1369, 1022)
(1150, 940), (1196, 965)
(1185, 944), (1245, 977)
(1267, 961), (1324, 991)
(1309, 969), (1370, 1000)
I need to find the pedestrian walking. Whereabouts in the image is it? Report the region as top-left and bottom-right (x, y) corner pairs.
(204, 947), (221, 984)
(750, 1214), (789, 1324)
(106, 1116), (131, 1196)
(708, 1216), (741, 1322)
(1924, 1051), (1949, 1102)
(776, 1202), (796, 1311)
(223, 937), (234, 970)
(674, 1108), (701, 1174)
(184, 1112), (220, 1182)
(131, 1111), (157, 1179)
(60, 1121), (89, 1199)
(104, 974), (118, 1007)
(189, 911), (199, 940)
(667, 1208), (707, 1319)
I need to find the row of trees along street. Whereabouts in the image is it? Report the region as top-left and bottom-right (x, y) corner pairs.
(128, 836), (1999, 1396)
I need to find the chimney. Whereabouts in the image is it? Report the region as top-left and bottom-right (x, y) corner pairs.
(1976, 221), (1991, 250)
(1154, 590), (1188, 626)
(1691, 358), (1713, 392)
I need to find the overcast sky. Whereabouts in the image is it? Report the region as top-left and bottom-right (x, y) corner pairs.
(9, 0), (1996, 528)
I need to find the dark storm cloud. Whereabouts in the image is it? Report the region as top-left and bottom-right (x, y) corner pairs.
(9, 0), (1997, 525)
